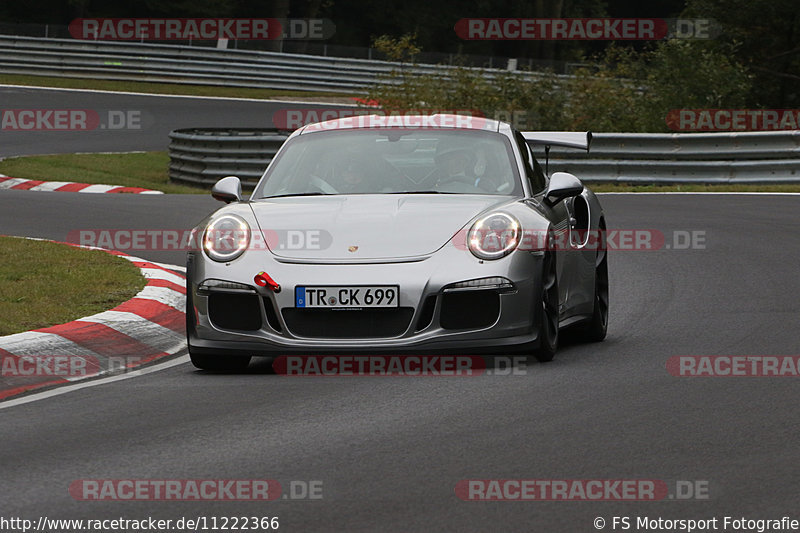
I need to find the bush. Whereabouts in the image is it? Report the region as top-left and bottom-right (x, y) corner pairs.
(366, 36), (752, 133)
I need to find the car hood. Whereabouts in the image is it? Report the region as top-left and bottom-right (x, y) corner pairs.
(249, 194), (516, 261)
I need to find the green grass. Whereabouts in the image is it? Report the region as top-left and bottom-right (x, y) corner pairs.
(0, 73), (349, 100)
(588, 182), (800, 193)
(0, 152), (204, 194)
(0, 237), (146, 336)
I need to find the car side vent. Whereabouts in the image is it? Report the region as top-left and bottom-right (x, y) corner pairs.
(415, 295), (437, 331)
(262, 297), (283, 332)
(574, 195), (590, 230)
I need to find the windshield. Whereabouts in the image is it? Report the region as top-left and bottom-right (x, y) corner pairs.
(254, 129), (521, 198)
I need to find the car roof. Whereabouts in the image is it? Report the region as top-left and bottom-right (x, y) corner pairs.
(296, 113), (503, 135)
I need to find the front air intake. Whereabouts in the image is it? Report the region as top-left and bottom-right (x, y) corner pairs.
(440, 290), (500, 330)
(208, 293), (262, 331)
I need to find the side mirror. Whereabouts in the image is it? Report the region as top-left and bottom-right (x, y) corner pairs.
(544, 172), (583, 206)
(211, 176), (242, 203)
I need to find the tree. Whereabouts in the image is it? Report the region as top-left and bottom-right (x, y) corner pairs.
(683, 0), (800, 107)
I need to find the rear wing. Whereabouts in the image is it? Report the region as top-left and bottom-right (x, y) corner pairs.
(521, 131), (592, 176)
(521, 131), (592, 151)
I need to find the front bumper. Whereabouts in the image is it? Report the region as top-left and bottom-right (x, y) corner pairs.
(186, 245), (545, 357)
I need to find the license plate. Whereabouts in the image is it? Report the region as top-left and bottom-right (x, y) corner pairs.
(295, 286), (399, 308)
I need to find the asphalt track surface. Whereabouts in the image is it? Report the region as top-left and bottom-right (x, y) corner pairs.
(0, 85), (350, 157)
(2, 86), (800, 532)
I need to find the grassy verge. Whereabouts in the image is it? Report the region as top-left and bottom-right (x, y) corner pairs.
(0, 237), (146, 336)
(0, 73), (350, 101)
(588, 182), (800, 193)
(0, 152), (203, 194)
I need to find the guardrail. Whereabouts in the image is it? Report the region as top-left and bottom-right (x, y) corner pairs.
(169, 128), (800, 188)
(0, 34), (547, 94)
(169, 129), (290, 187)
(542, 131), (800, 183)
(0, 22), (579, 73)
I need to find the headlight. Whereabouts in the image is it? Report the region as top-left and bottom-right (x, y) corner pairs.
(467, 212), (521, 260)
(202, 214), (250, 262)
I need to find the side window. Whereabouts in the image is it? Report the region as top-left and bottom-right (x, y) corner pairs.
(514, 132), (547, 194)
(530, 155), (547, 190)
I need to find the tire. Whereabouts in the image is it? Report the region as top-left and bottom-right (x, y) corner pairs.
(574, 238), (609, 342)
(189, 351), (252, 372)
(534, 251), (559, 362)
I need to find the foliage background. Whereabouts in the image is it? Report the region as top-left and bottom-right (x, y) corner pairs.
(2, 0), (796, 130)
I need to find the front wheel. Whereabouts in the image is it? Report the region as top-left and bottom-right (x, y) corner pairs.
(190, 352), (251, 372)
(534, 251), (559, 362)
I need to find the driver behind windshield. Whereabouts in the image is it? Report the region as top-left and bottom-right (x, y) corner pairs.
(335, 152), (374, 193)
(433, 142), (476, 187)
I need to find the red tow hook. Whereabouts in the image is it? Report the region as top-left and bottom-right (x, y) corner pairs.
(254, 271), (281, 293)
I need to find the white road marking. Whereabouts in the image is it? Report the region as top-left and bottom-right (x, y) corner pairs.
(0, 353), (190, 410)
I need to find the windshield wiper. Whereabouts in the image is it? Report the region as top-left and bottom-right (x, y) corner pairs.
(262, 192), (334, 199)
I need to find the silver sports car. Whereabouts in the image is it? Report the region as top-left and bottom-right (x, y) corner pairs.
(186, 114), (608, 371)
